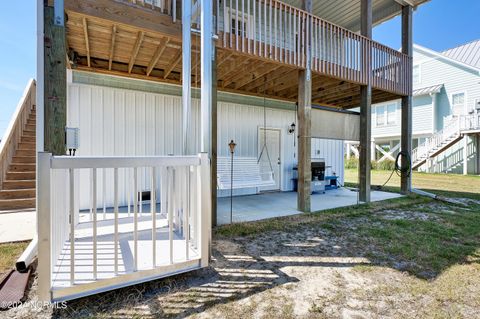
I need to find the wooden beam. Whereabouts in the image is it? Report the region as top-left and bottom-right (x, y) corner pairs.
(82, 17), (91, 67)
(163, 50), (182, 79)
(108, 25), (117, 70)
(401, 4), (413, 193)
(44, 5), (67, 155)
(146, 38), (169, 76)
(359, 0), (372, 202)
(65, 0), (182, 39)
(235, 64), (282, 90)
(128, 31), (145, 73)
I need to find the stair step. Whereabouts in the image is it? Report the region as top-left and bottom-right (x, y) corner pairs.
(0, 189), (35, 200)
(2, 180), (35, 190)
(25, 124), (36, 131)
(18, 142), (36, 149)
(6, 171), (36, 180)
(22, 130), (36, 137)
(8, 164), (35, 172)
(15, 149), (35, 157)
(0, 198), (35, 210)
(21, 136), (35, 143)
(12, 156), (35, 164)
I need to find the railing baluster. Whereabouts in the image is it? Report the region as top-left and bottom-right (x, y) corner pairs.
(229, 0), (233, 48)
(168, 167), (174, 264)
(241, 0), (245, 52)
(92, 168), (97, 280)
(183, 167), (190, 260)
(253, 0), (256, 55)
(151, 166), (156, 268)
(69, 168), (75, 286)
(133, 167), (138, 271)
(102, 168), (106, 219)
(114, 167), (119, 275)
(264, 0), (267, 58)
(235, 0), (239, 50)
(247, 0), (250, 53)
(223, 0), (227, 46)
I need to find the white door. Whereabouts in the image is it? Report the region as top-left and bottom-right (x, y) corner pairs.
(258, 128), (281, 191)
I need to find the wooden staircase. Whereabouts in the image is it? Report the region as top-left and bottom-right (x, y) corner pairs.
(0, 93), (36, 211)
(0, 108), (36, 210)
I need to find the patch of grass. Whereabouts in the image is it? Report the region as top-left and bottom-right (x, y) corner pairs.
(345, 168), (480, 200)
(0, 241), (29, 276)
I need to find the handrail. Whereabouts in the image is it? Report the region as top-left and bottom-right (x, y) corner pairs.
(0, 79), (36, 189)
(218, 0), (411, 96)
(412, 116), (461, 164)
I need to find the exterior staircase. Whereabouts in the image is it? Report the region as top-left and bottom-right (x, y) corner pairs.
(411, 112), (480, 170)
(0, 80), (36, 211)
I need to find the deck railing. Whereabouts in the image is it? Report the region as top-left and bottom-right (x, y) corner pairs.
(0, 79), (36, 189)
(219, 0), (411, 96)
(37, 153), (211, 302)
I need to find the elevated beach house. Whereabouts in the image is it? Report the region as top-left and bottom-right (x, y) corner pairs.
(365, 40), (480, 174)
(0, 0), (427, 302)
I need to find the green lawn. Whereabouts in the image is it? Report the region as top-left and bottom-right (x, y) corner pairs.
(0, 241), (28, 278)
(345, 168), (480, 199)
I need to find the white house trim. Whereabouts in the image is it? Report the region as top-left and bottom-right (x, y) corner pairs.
(413, 44), (480, 75)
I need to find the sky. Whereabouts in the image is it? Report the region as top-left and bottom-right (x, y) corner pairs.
(0, 0), (479, 138)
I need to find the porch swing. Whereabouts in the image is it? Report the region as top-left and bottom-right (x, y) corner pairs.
(217, 77), (276, 190)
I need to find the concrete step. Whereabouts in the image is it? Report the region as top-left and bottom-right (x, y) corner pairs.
(0, 198), (35, 210)
(12, 156), (35, 164)
(0, 189), (35, 200)
(15, 149), (35, 157)
(6, 171), (36, 180)
(2, 180), (35, 190)
(9, 164), (35, 172)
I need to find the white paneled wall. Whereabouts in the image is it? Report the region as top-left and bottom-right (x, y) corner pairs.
(68, 82), (344, 207)
(311, 139), (345, 185)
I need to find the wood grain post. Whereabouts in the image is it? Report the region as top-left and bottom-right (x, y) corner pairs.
(401, 5), (413, 193)
(359, 0), (372, 202)
(297, 0), (312, 212)
(44, 3), (66, 155)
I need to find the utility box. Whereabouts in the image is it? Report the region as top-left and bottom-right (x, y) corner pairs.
(65, 127), (80, 150)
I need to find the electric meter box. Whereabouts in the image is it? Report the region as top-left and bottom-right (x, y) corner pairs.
(65, 127), (80, 149)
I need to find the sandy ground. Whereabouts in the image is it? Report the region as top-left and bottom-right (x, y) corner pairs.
(2, 197), (480, 319)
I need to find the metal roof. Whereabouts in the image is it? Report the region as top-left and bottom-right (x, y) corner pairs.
(442, 39), (480, 69)
(413, 84), (443, 96)
(283, 0), (430, 32)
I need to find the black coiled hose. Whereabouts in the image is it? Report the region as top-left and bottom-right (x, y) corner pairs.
(379, 150), (411, 188)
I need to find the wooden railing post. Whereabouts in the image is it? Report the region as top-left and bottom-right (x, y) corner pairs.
(37, 152), (52, 302)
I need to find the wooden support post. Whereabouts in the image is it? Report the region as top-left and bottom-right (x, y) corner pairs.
(359, 0), (372, 202)
(297, 0), (312, 213)
(44, 3), (67, 155)
(401, 5), (413, 193)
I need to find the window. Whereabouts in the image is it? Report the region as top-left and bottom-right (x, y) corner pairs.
(376, 103), (396, 127)
(376, 105), (385, 126)
(387, 104), (397, 124)
(413, 65), (420, 84)
(225, 9), (253, 39)
(452, 92), (465, 115)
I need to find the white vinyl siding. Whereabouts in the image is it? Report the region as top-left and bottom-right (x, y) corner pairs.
(67, 77), (345, 207)
(387, 104), (396, 125)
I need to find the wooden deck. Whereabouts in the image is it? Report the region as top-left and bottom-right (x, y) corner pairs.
(64, 0), (409, 109)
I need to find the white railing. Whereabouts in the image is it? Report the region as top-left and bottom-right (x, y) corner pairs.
(37, 153), (211, 302)
(459, 112), (480, 132)
(0, 79), (36, 188)
(412, 116), (461, 164)
(125, 0), (176, 16)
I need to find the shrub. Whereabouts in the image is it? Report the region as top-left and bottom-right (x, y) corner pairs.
(345, 158), (395, 171)
(344, 157), (359, 169)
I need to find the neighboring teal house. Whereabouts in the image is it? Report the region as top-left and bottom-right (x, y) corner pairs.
(369, 40), (480, 175)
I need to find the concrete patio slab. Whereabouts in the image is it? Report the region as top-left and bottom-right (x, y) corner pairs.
(0, 210), (36, 243)
(217, 188), (402, 225)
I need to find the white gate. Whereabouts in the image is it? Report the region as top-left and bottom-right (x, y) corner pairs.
(37, 153), (211, 302)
